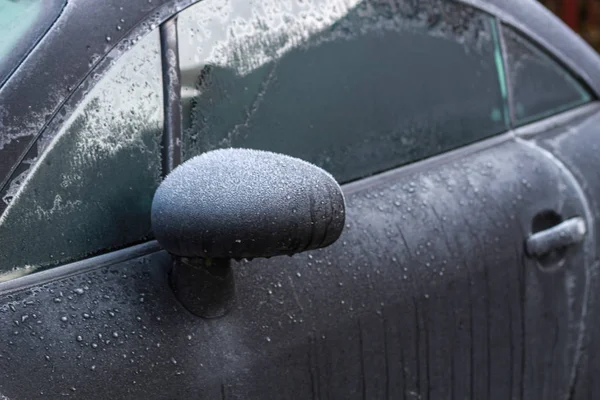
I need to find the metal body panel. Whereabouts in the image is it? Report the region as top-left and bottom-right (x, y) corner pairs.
(0, 0), (598, 398)
(532, 107), (600, 398)
(0, 137), (591, 399)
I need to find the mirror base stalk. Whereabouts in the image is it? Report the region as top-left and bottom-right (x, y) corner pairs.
(169, 257), (235, 318)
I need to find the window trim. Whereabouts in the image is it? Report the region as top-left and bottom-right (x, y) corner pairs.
(160, 16), (183, 176)
(497, 19), (516, 129)
(0, 241), (161, 293)
(514, 101), (600, 139)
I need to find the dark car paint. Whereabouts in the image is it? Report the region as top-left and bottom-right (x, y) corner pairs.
(0, 133), (593, 399)
(525, 105), (600, 397)
(1, 0), (600, 399)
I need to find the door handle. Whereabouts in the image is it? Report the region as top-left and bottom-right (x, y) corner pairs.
(526, 217), (586, 258)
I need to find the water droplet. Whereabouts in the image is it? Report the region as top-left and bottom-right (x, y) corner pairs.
(74, 288), (84, 295)
(91, 343), (98, 349)
(265, 337), (271, 342)
(424, 294), (430, 299)
(60, 316), (68, 322)
(76, 335), (83, 342)
(171, 358), (177, 364)
(112, 332), (119, 338)
(54, 298), (62, 303)
(109, 311), (115, 317)
(83, 313), (90, 319)
(116, 25), (122, 31)
(90, 365), (96, 371)
(106, 36), (112, 43)
(296, 272), (301, 277)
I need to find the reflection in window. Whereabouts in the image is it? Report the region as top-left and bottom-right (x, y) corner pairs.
(178, 0), (509, 183)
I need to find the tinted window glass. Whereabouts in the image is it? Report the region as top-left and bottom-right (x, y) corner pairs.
(0, 0), (66, 87)
(178, 0), (509, 183)
(0, 32), (163, 280)
(502, 25), (592, 126)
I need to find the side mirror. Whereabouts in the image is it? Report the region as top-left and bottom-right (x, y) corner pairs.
(151, 149), (345, 317)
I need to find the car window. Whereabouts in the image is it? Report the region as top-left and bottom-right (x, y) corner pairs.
(0, 0), (66, 87)
(502, 24), (593, 126)
(0, 31), (163, 280)
(178, 0), (509, 183)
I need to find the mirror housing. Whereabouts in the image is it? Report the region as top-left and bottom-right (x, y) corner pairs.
(152, 148), (345, 260)
(151, 149), (346, 317)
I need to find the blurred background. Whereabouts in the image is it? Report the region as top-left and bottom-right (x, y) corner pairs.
(541, 0), (600, 51)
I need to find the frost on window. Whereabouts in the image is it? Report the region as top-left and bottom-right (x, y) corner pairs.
(502, 25), (592, 126)
(178, 0), (508, 183)
(0, 31), (163, 278)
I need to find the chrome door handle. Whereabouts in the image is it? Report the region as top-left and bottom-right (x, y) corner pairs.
(526, 217), (586, 258)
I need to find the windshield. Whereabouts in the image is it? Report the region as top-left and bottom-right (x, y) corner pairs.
(0, 0), (66, 87)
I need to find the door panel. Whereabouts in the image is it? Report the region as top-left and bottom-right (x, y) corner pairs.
(0, 137), (591, 399)
(527, 105), (600, 398)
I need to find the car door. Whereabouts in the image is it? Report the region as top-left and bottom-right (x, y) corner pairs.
(497, 20), (600, 398)
(0, 1), (596, 400)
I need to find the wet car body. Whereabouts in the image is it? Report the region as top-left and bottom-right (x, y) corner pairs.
(1, 0), (600, 398)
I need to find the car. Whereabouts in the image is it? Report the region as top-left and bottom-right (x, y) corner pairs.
(1, 0), (600, 398)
